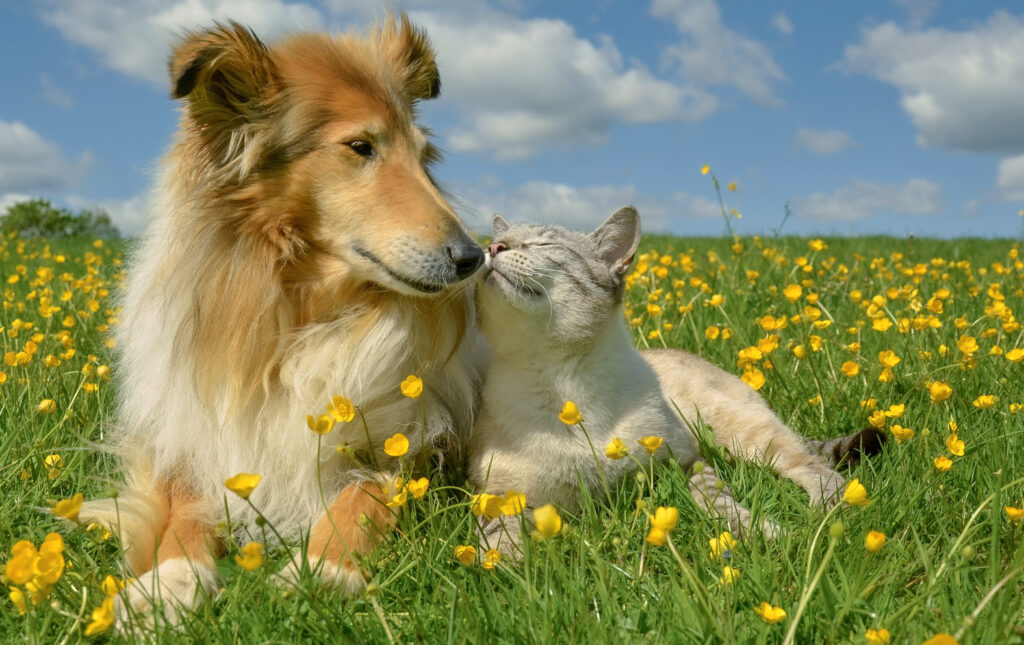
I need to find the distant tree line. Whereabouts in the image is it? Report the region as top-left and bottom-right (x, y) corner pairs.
(0, 198), (120, 239)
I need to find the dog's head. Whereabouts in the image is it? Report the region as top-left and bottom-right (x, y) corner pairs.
(168, 14), (482, 300)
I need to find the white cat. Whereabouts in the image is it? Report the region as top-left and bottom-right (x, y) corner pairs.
(468, 207), (883, 553)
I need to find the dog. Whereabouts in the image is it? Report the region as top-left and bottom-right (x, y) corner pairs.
(78, 14), (485, 625)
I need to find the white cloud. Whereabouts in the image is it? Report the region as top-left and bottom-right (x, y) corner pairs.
(996, 154), (1024, 201)
(416, 11), (716, 160)
(651, 0), (786, 106)
(794, 128), (856, 155)
(770, 12), (793, 36)
(894, 0), (938, 29)
(39, 0), (324, 85)
(843, 12), (1024, 154)
(40, 74), (74, 109)
(0, 193), (34, 215)
(0, 120), (92, 194)
(793, 178), (944, 221)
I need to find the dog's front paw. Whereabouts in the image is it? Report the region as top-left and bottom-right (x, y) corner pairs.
(114, 558), (218, 632)
(277, 552), (368, 595)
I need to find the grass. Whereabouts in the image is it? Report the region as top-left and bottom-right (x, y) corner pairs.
(1, 231), (1023, 643)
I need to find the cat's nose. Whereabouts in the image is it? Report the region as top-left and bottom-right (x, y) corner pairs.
(487, 242), (507, 257)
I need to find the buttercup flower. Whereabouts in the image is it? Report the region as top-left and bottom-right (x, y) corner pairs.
(646, 527), (668, 546)
(605, 437), (628, 459)
(923, 634), (958, 645)
(865, 530), (886, 553)
(51, 492), (84, 523)
(234, 542), (264, 571)
(224, 473), (261, 499)
(649, 506), (679, 532)
(934, 456), (953, 472)
(327, 395), (355, 423)
(407, 477), (429, 499)
(637, 436), (664, 455)
(753, 601), (786, 624)
(929, 381), (953, 403)
(559, 401), (583, 425)
(945, 433), (964, 457)
(842, 479), (870, 506)
(84, 597), (115, 636)
(865, 628), (891, 645)
(481, 548), (502, 570)
(471, 493), (504, 520)
(35, 399), (56, 414)
(500, 490), (526, 515)
(841, 361), (859, 377)
(720, 565), (740, 585)
(384, 433), (410, 457)
(306, 413), (334, 435)
(973, 394), (997, 409)
(533, 504), (562, 538)
(709, 531), (738, 559)
(1004, 506), (1023, 523)
(890, 425), (914, 442)
(400, 374), (423, 399)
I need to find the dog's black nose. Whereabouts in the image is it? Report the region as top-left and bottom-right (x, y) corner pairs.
(449, 241), (484, 279)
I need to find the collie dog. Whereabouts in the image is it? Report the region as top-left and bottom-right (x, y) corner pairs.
(79, 15), (484, 623)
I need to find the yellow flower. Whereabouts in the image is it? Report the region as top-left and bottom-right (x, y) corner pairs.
(877, 350), (901, 368)
(100, 575), (128, 597)
(455, 545), (477, 566)
(923, 634), (958, 645)
(972, 394), (997, 409)
(35, 399), (56, 414)
(305, 413), (334, 435)
(384, 433), (410, 457)
(9, 587), (26, 615)
(842, 479), (870, 506)
(720, 565), (740, 585)
(945, 434), (964, 457)
(865, 627), (891, 645)
(883, 403), (905, 418)
(783, 284), (802, 303)
(84, 597), (115, 636)
(957, 335), (979, 354)
(864, 530), (886, 553)
(327, 395), (355, 423)
(224, 473), (261, 499)
(890, 424), (914, 442)
(753, 601), (787, 624)
(646, 527), (667, 546)
(1006, 348), (1024, 362)
(637, 435), (664, 455)
(407, 477), (430, 499)
(605, 437), (628, 460)
(867, 410), (887, 428)
(234, 542), (264, 571)
(1004, 506), (1023, 523)
(701, 164), (710, 175)
(500, 490), (526, 515)
(51, 492), (84, 523)
(933, 456), (953, 472)
(840, 361), (859, 377)
(471, 493), (504, 520)
(741, 367), (766, 390)
(400, 374), (423, 399)
(559, 400), (583, 425)
(481, 548), (502, 570)
(705, 325), (721, 339)
(709, 531), (738, 558)
(387, 484), (409, 508)
(533, 504), (562, 538)
(727, 181), (737, 191)
(929, 381), (953, 403)
(650, 506), (679, 532)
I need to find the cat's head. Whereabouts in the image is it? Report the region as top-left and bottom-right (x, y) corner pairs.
(477, 206), (641, 347)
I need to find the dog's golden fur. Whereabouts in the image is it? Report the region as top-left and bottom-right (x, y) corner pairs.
(79, 15), (485, 624)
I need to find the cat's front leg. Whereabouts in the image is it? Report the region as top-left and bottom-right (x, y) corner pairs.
(476, 514), (528, 559)
(688, 467), (780, 539)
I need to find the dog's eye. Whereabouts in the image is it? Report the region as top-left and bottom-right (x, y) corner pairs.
(346, 140), (374, 158)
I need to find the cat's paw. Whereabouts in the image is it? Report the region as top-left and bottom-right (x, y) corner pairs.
(276, 552), (368, 595)
(477, 515), (526, 560)
(808, 470), (847, 509)
(114, 558), (217, 633)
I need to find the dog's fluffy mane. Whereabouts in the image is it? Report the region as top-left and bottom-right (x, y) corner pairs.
(83, 16), (482, 560)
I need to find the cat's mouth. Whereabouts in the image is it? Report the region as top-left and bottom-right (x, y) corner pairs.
(484, 266), (542, 297)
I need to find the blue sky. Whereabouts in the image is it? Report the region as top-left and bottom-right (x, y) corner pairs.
(1, 0), (1022, 237)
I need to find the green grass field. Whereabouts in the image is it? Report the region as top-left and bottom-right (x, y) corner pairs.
(1, 232), (1022, 643)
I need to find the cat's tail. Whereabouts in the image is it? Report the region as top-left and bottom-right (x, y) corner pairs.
(805, 427), (887, 467)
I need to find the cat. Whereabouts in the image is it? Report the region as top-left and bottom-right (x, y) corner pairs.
(467, 207), (884, 554)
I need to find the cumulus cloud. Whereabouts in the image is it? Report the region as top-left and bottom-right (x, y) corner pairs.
(0, 120), (92, 194)
(997, 154), (1024, 202)
(770, 12), (793, 36)
(416, 11), (717, 160)
(651, 0), (786, 106)
(794, 128), (856, 155)
(792, 178), (944, 221)
(842, 12), (1024, 154)
(65, 192), (151, 236)
(893, 0), (938, 29)
(39, 0), (324, 85)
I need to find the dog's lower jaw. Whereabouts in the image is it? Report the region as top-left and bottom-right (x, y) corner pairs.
(114, 558), (219, 633)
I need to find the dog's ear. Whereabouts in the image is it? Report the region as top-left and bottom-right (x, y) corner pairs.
(169, 21), (277, 158)
(492, 214), (510, 238)
(590, 206), (642, 275)
(383, 12), (441, 101)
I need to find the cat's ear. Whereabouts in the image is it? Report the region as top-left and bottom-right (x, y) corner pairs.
(492, 214), (510, 238)
(591, 206), (641, 275)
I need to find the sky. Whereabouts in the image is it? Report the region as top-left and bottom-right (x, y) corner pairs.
(1, 0), (1022, 238)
